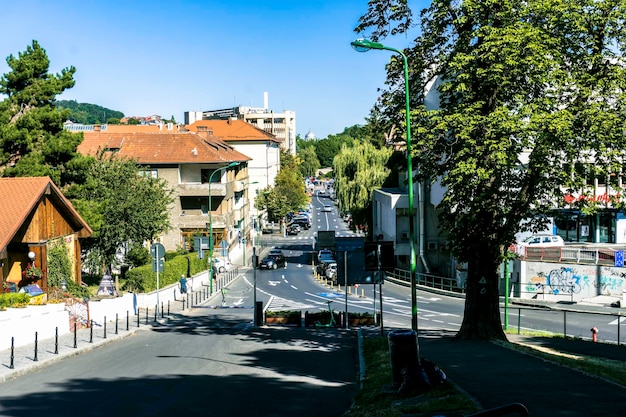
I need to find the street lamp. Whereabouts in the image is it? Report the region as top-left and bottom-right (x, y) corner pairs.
(351, 38), (418, 331)
(241, 180), (259, 266)
(208, 161), (239, 295)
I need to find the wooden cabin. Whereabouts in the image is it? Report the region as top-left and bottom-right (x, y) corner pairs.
(0, 177), (92, 294)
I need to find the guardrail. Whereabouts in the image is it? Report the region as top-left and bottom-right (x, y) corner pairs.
(385, 269), (465, 294)
(515, 245), (623, 265)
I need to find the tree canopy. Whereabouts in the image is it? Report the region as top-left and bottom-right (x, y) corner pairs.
(333, 141), (393, 228)
(357, 0), (626, 339)
(0, 40), (87, 186)
(66, 153), (173, 273)
(255, 150), (309, 222)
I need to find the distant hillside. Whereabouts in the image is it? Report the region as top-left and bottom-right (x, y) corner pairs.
(56, 100), (125, 124)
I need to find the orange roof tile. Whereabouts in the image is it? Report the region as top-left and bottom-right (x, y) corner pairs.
(0, 177), (92, 256)
(185, 119), (281, 143)
(77, 131), (251, 164)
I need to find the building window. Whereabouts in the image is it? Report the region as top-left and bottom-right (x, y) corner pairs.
(139, 169), (158, 178)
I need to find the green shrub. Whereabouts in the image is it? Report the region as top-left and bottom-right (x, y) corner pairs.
(0, 293), (31, 309)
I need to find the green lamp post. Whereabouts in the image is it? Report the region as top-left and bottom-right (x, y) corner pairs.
(241, 180), (259, 267)
(351, 38), (418, 331)
(208, 161), (239, 295)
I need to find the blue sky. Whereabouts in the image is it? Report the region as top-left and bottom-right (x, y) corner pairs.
(0, 0), (424, 139)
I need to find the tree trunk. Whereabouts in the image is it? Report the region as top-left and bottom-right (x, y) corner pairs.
(457, 253), (506, 340)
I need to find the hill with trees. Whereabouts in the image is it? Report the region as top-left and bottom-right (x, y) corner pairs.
(56, 100), (124, 124)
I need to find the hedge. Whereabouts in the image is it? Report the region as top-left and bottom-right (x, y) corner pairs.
(124, 252), (208, 292)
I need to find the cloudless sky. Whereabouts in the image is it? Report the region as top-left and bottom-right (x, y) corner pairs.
(0, 0), (425, 139)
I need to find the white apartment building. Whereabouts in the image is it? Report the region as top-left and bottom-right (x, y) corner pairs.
(185, 92), (296, 155)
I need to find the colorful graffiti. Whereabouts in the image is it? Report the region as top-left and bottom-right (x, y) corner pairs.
(547, 267), (581, 294)
(524, 261), (626, 299)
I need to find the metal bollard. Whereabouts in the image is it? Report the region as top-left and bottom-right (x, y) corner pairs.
(115, 313), (119, 335)
(168, 300), (170, 315)
(154, 305), (157, 322)
(104, 316), (107, 339)
(145, 307), (149, 325)
(54, 327), (59, 354)
(34, 332), (38, 362)
(89, 320), (94, 343)
(74, 322), (77, 348)
(9, 337), (14, 369)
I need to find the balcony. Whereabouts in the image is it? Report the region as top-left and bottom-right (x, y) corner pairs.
(177, 182), (226, 197)
(176, 213), (229, 229)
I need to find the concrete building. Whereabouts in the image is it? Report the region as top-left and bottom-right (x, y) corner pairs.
(184, 92), (296, 155)
(184, 119), (281, 231)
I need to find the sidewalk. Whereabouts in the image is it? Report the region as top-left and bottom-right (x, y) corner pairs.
(0, 280), (217, 383)
(415, 329), (626, 416)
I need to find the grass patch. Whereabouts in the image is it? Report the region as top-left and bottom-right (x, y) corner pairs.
(346, 334), (479, 417)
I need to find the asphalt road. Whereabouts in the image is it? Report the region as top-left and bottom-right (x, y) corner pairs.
(0, 302), (358, 417)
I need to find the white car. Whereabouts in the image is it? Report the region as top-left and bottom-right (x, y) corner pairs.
(519, 234), (564, 247)
(211, 257), (232, 273)
(325, 262), (337, 281)
(322, 205), (332, 212)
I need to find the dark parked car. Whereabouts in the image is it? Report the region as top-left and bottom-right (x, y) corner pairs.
(259, 254), (287, 269)
(286, 224), (301, 235)
(288, 218), (310, 230)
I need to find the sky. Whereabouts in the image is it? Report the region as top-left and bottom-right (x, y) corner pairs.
(0, 0), (425, 139)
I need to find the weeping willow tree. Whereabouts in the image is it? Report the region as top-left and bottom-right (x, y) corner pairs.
(333, 141), (393, 228)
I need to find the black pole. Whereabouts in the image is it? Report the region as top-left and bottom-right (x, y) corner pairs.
(104, 316), (107, 339)
(34, 332), (38, 362)
(73, 322), (77, 348)
(54, 327), (59, 354)
(9, 337), (14, 369)
(115, 313), (119, 335)
(89, 320), (93, 343)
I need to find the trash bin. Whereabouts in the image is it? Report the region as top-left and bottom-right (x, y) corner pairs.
(388, 329), (419, 386)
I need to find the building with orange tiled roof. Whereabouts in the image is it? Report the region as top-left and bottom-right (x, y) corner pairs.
(76, 129), (252, 253)
(0, 177), (92, 294)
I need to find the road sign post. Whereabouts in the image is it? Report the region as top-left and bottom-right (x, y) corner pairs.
(151, 243), (165, 311)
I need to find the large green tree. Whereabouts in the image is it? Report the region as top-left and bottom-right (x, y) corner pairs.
(358, 0), (626, 339)
(334, 141), (392, 228)
(299, 146), (320, 178)
(255, 150), (309, 222)
(0, 41), (88, 186)
(67, 153), (173, 273)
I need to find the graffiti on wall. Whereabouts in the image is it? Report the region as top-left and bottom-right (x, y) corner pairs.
(525, 267), (582, 295)
(524, 262), (626, 299)
(547, 267), (581, 294)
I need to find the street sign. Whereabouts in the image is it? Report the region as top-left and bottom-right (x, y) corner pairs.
(616, 250), (624, 267)
(150, 243), (165, 273)
(317, 231), (336, 248)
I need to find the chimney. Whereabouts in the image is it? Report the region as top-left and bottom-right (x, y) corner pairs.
(94, 124), (101, 132)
